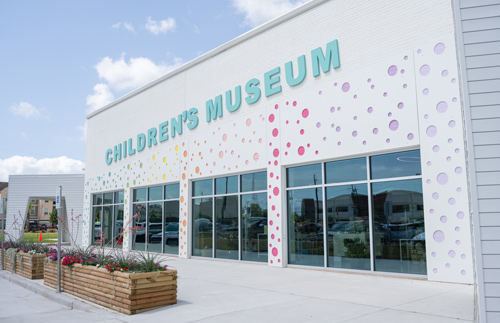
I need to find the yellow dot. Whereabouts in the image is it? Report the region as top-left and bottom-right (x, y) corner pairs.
(163, 174), (166, 180)
(175, 145), (179, 152)
(163, 157), (166, 163)
(153, 155), (156, 161)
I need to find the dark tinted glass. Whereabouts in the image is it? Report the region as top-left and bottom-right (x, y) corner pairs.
(241, 171), (267, 192)
(215, 176), (238, 195)
(192, 197), (213, 257)
(93, 194), (103, 206)
(241, 193), (267, 262)
(148, 185), (163, 201)
(287, 164), (322, 188)
(114, 191), (124, 204)
(164, 183), (180, 199)
(215, 196), (239, 260)
(193, 179), (213, 197)
(133, 188), (147, 202)
(103, 192), (113, 205)
(371, 150), (421, 179)
(325, 158), (366, 184)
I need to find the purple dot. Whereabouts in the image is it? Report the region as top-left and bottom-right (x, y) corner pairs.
(323, 137), (327, 141)
(437, 173), (448, 185)
(403, 84), (407, 89)
(331, 124), (335, 128)
(319, 90), (322, 95)
(388, 65), (398, 76)
(398, 102), (404, 109)
(446, 263), (451, 268)
(383, 92), (388, 97)
(455, 148), (460, 153)
(342, 82), (350, 92)
(330, 107), (335, 113)
(448, 138), (453, 143)
(373, 128), (379, 134)
(386, 138), (391, 143)
(457, 211), (465, 219)
(456, 240), (461, 245)
(461, 254), (466, 259)
(371, 85), (375, 89)
(457, 187), (462, 192)
(337, 107), (341, 111)
(432, 252), (436, 257)
(432, 192), (439, 199)
(433, 145), (440, 152)
(404, 55), (408, 60)
(353, 116), (358, 120)
(420, 64), (430, 76)
(440, 216), (447, 223)
(436, 101), (448, 113)
(336, 126), (341, 132)
(426, 125), (437, 137)
(337, 141), (341, 146)
(430, 209), (434, 214)
(461, 270), (466, 275)
(316, 122), (321, 128)
(452, 97), (457, 102)
(388, 112), (392, 117)
(427, 161), (432, 166)
(417, 49), (422, 54)
(448, 250), (456, 258)
(455, 226), (460, 232)
(423, 88), (429, 95)
(426, 179), (431, 184)
(401, 69), (405, 74)
(389, 120), (399, 131)
(447, 156), (452, 161)
(433, 230), (445, 242)
(367, 78), (371, 82)
(452, 78), (456, 83)
(352, 131), (358, 137)
(455, 166), (462, 174)
(407, 133), (414, 140)
(363, 140), (367, 145)
(367, 107), (373, 113)
(434, 42), (445, 54)
(433, 268), (438, 273)
(424, 114), (429, 119)
(449, 198), (456, 205)
(442, 70), (449, 77)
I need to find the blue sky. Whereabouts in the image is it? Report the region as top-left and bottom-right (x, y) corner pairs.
(0, 0), (308, 181)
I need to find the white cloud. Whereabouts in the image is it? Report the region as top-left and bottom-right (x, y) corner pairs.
(231, 0), (309, 27)
(94, 54), (183, 92)
(86, 83), (114, 113)
(145, 17), (176, 35)
(0, 156), (85, 182)
(112, 22), (136, 33)
(10, 102), (47, 119)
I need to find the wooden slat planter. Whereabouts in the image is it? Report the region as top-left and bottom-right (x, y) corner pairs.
(43, 260), (177, 315)
(3, 249), (45, 279)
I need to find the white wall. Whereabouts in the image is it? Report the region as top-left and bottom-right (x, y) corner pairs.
(84, 0), (473, 283)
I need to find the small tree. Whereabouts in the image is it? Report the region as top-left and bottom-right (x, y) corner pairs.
(49, 209), (58, 226)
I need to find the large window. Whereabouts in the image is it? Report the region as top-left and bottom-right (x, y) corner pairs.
(192, 171), (267, 262)
(286, 150), (425, 275)
(132, 183), (180, 254)
(92, 190), (124, 248)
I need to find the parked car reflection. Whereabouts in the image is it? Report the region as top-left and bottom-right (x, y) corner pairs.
(150, 223), (179, 245)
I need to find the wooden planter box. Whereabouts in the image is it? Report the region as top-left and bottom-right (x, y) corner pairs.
(4, 249), (45, 279)
(44, 261), (177, 315)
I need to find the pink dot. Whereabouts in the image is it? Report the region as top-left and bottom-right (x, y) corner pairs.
(302, 109), (309, 118)
(272, 128), (279, 137)
(315, 150), (319, 154)
(271, 234), (275, 239)
(298, 146), (305, 156)
(270, 260), (273, 264)
(277, 214), (280, 218)
(276, 226), (279, 230)
(373, 128), (378, 134)
(253, 153), (259, 161)
(389, 120), (399, 131)
(272, 205), (276, 210)
(433, 230), (445, 242)
(286, 142), (291, 148)
(275, 104), (279, 110)
(342, 82), (350, 92)
(245, 160), (249, 165)
(300, 129), (304, 135)
(426, 125), (437, 137)
(269, 114), (275, 123)
(219, 151), (224, 159)
(273, 149), (279, 157)
(246, 118), (251, 126)
(436, 101), (448, 113)
(398, 102), (404, 109)
(388, 65), (398, 76)
(316, 122), (321, 128)
(274, 160), (278, 166)
(437, 173), (448, 185)
(242, 138), (246, 143)
(272, 248), (278, 257)
(293, 101), (297, 107)
(269, 220), (273, 226)
(420, 64), (430, 76)
(222, 134), (227, 142)
(270, 172), (274, 178)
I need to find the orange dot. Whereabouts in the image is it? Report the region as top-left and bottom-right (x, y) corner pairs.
(182, 142), (185, 146)
(184, 184), (187, 188)
(183, 231), (186, 235)
(183, 220), (187, 227)
(181, 245), (184, 249)
(198, 152), (201, 156)
(180, 227), (183, 233)
(180, 196), (185, 203)
(182, 173), (186, 180)
(195, 166), (200, 174)
(184, 212), (187, 216)
(183, 151), (187, 157)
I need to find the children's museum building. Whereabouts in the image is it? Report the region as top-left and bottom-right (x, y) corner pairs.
(83, 1), (500, 321)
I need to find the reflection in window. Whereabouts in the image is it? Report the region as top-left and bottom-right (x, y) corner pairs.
(92, 190), (124, 248)
(192, 198), (213, 257)
(215, 196), (238, 259)
(287, 188), (324, 267)
(372, 179), (426, 275)
(241, 193), (268, 262)
(371, 150), (421, 179)
(326, 185), (370, 270)
(287, 164), (322, 188)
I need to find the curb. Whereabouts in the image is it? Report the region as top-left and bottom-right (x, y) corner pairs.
(0, 269), (110, 314)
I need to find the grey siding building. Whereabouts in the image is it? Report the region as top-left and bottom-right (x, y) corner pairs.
(454, 0), (500, 321)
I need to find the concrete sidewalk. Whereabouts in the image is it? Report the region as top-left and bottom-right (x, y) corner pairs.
(0, 257), (474, 322)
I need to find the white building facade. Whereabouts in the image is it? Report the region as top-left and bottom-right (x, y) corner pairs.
(84, 1), (500, 320)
